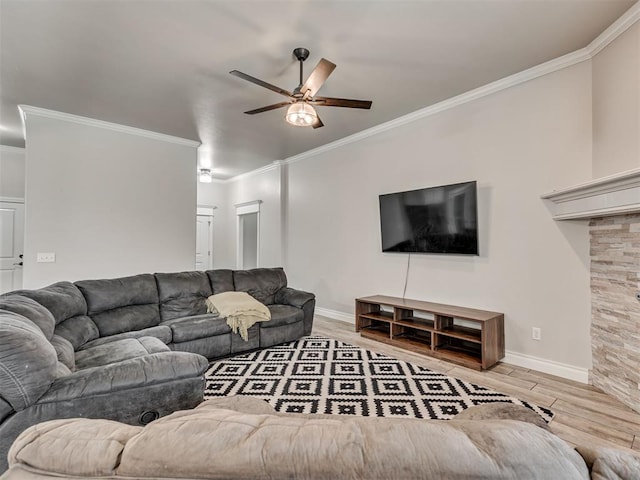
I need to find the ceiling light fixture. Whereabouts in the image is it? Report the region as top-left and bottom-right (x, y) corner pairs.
(199, 168), (212, 183)
(285, 101), (317, 127)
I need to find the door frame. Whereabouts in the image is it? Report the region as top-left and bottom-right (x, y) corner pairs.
(196, 206), (215, 270)
(235, 200), (261, 269)
(0, 196), (25, 293)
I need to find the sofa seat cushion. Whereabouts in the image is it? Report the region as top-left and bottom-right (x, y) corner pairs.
(263, 305), (303, 328)
(161, 314), (230, 343)
(74, 337), (170, 370)
(79, 325), (173, 350)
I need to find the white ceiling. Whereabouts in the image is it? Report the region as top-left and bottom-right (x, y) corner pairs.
(0, 0), (635, 179)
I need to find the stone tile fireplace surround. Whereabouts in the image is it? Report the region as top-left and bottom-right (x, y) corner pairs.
(590, 214), (640, 412)
(542, 169), (640, 413)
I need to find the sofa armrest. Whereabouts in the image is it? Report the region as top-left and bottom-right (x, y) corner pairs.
(274, 287), (315, 309)
(37, 352), (208, 403)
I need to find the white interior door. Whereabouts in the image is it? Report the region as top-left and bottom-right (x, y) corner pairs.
(195, 214), (213, 271)
(0, 201), (24, 294)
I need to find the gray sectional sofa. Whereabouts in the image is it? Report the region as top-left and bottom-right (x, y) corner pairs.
(0, 267), (315, 472)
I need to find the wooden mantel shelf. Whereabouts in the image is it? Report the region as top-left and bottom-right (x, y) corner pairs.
(541, 168), (640, 220)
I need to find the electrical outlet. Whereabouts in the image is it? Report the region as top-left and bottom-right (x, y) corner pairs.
(532, 327), (541, 341)
(36, 252), (56, 263)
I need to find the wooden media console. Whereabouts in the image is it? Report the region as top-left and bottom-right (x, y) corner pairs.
(355, 295), (504, 370)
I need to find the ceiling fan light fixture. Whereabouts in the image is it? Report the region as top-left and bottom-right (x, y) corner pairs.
(199, 168), (212, 183)
(285, 102), (317, 127)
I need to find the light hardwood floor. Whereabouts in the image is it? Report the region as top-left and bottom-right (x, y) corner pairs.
(312, 315), (640, 456)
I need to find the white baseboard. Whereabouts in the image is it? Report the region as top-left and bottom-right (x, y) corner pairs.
(316, 306), (590, 384)
(503, 351), (589, 384)
(315, 307), (353, 324)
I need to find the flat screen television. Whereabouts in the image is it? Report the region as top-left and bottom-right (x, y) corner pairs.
(379, 181), (478, 255)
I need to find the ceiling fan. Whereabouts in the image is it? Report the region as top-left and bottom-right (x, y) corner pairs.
(230, 47), (372, 129)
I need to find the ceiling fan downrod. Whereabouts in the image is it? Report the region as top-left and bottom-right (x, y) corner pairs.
(292, 47), (310, 88)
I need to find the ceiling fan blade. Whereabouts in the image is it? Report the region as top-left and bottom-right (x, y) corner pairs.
(300, 58), (336, 97)
(230, 70), (293, 98)
(244, 101), (292, 115)
(312, 115), (324, 129)
(311, 96), (372, 109)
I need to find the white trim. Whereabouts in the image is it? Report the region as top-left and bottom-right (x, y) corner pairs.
(195, 212), (214, 271)
(587, 1), (640, 57)
(197, 206), (217, 216)
(227, 4), (640, 181)
(234, 200), (262, 216)
(283, 48), (591, 166)
(226, 161), (282, 184)
(0, 145), (25, 154)
(0, 196), (24, 204)
(317, 306), (589, 383)
(541, 167), (640, 219)
(18, 105), (201, 148)
(503, 350), (589, 384)
(541, 166), (640, 199)
(315, 307), (354, 324)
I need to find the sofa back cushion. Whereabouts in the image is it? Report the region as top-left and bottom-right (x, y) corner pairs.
(206, 269), (234, 294)
(233, 268), (287, 305)
(0, 310), (58, 411)
(0, 295), (55, 340)
(50, 334), (75, 371)
(155, 272), (212, 321)
(75, 274), (160, 337)
(12, 282), (99, 349)
(11, 282), (87, 325)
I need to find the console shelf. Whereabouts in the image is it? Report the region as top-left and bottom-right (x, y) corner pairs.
(355, 295), (504, 370)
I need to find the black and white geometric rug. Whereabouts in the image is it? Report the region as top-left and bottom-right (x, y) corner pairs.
(204, 336), (554, 423)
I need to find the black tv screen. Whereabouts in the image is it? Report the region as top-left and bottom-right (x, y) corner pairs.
(379, 181), (478, 255)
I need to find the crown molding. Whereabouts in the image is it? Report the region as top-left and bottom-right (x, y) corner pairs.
(226, 3), (640, 181)
(0, 145), (25, 154)
(18, 105), (201, 148)
(284, 48), (591, 166)
(587, 0), (640, 57)
(225, 161), (282, 184)
(0, 196), (24, 204)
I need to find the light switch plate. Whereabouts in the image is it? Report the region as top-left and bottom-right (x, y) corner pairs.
(36, 252), (56, 263)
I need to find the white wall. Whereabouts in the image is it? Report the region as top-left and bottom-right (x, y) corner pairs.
(286, 62), (594, 370)
(0, 146), (25, 199)
(592, 22), (640, 177)
(222, 164), (284, 269)
(22, 109), (199, 287)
